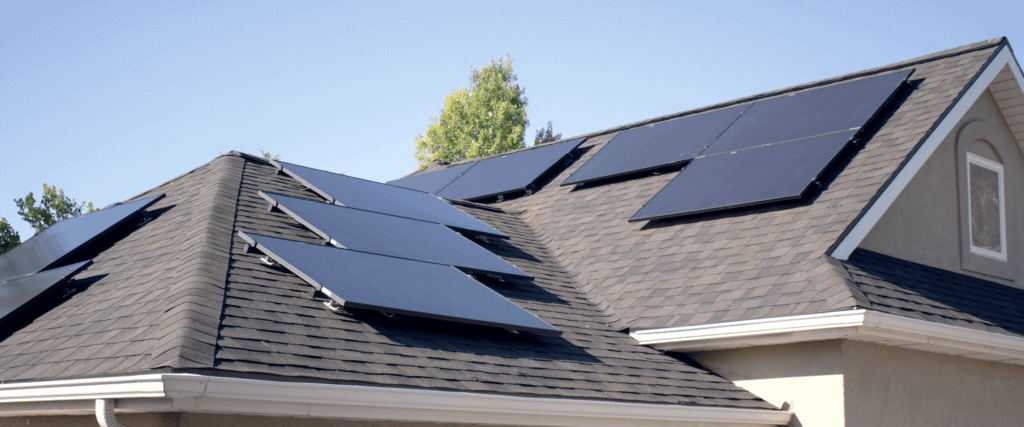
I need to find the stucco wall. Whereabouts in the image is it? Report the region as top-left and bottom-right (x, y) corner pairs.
(859, 89), (1024, 286)
(842, 340), (1024, 427)
(690, 341), (845, 427)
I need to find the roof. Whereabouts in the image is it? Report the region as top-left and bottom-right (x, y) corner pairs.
(842, 249), (1024, 339)
(0, 154), (773, 409)
(0, 37), (1018, 411)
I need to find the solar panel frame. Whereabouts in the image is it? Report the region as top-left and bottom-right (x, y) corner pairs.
(0, 260), (91, 324)
(0, 195), (164, 281)
(436, 138), (585, 201)
(561, 104), (749, 186)
(386, 162), (479, 194)
(704, 69), (912, 155)
(630, 131), (857, 222)
(238, 232), (559, 335)
(258, 191), (529, 278)
(270, 160), (506, 238)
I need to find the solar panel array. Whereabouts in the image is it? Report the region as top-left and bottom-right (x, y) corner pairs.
(0, 261), (91, 324)
(241, 232), (559, 335)
(387, 138), (585, 201)
(271, 160), (505, 238)
(595, 69), (911, 221)
(259, 191), (529, 278)
(0, 194), (164, 280)
(562, 104), (748, 185)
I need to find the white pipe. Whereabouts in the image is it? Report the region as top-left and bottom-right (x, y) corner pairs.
(95, 399), (127, 427)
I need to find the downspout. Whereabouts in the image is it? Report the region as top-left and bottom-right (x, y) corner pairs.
(96, 399), (127, 427)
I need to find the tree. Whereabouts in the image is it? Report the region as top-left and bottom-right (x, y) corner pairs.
(0, 218), (19, 256)
(260, 150), (281, 160)
(414, 52), (529, 167)
(15, 184), (97, 235)
(534, 121), (562, 145)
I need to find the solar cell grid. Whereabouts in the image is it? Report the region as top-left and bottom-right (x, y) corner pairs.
(436, 138), (584, 201)
(0, 195), (164, 281)
(386, 162), (478, 194)
(259, 191), (529, 278)
(630, 131), (856, 221)
(271, 160), (505, 238)
(239, 232), (559, 335)
(562, 104), (748, 186)
(0, 261), (91, 324)
(705, 70), (911, 155)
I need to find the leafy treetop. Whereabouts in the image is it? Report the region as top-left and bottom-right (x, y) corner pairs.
(534, 121), (562, 145)
(260, 150), (282, 160)
(414, 52), (529, 167)
(15, 184), (97, 235)
(0, 218), (19, 256)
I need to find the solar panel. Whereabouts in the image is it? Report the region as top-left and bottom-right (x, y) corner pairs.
(436, 138), (585, 201)
(705, 70), (911, 155)
(630, 131), (856, 221)
(0, 195), (164, 281)
(561, 104), (749, 186)
(0, 261), (91, 324)
(386, 162), (478, 194)
(239, 232), (559, 335)
(259, 192), (529, 278)
(270, 160), (505, 238)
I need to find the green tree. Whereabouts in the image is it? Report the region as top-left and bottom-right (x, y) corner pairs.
(534, 121), (562, 145)
(0, 218), (20, 256)
(15, 184), (97, 235)
(414, 52), (529, 167)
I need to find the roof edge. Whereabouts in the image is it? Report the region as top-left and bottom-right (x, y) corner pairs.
(631, 308), (1024, 366)
(831, 40), (1018, 260)
(0, 373), (793, 426)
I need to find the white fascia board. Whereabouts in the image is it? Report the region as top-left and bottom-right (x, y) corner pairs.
(832, 44), (1021, 260)
(631, 309), (1024, 364)
(0, 373), (793, 426)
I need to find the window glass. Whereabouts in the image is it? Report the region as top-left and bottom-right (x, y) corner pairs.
(969, 162), (1001, 252)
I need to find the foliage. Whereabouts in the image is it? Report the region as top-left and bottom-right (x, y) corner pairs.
(260, 150), (281, 160)
(414, 52), (529, 167)
(15, 184), (97, 235)
(0, 218), (20, 256)
(533, 121), (562, 145)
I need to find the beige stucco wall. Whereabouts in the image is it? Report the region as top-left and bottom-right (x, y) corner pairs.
(690, 341), (845, 427)
(842, 340), (1024, 427)
(859, 89), (1024, 286)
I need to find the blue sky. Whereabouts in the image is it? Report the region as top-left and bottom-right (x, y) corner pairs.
(2, 0), (1022, 237)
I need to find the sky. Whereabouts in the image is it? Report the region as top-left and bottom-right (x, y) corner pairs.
(1, 0), (1022, 237)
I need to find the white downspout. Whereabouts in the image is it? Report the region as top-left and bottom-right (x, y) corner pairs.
(95, 399), (127, 427)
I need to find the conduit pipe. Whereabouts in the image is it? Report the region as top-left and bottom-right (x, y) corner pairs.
(96, 399), (127, 427)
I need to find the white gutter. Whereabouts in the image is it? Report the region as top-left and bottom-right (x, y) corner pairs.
(0, 373), (793, 427)
(631, 309), (1024, 365)
(96, 399), (126, 427)
(832, 42), (1022, 260)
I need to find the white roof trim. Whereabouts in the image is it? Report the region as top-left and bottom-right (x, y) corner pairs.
(631, 309), (1024, 365)
(832, 43), (1023, 260)
(0, 373), (793, 426)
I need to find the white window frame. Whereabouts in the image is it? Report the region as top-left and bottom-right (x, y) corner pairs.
(966, 152), (1007, 261)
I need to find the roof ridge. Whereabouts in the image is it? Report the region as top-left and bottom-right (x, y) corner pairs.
(148, 155), (245, 369)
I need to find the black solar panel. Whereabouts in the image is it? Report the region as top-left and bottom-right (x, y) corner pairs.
(562, 104), (748, 186)
(631, 131), (856, 221)
(0, 195), (164, 280)
(705, 70), (911, 155)
(239, 232), (559, 335)
(386, 162), (478, 194)
(271, 160), (505, 238)
(260, 192), (529, 278)
(436, 139), (584, 200)
(0, 261), (91, 324)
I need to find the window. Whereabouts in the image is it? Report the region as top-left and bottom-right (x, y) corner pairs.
(966, 152), (1006, 261)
